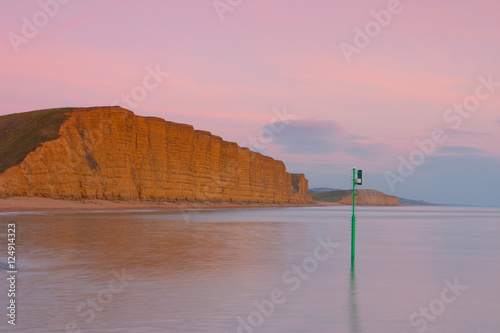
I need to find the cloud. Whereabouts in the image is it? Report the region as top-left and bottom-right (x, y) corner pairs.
(262, 119), (388, 161)
(344, 141), (388, 161)
(437, 146), (486, 155)
(264, 119), (340, 155)
(37, 0), (133, 40)
(445, 129), (490, 138)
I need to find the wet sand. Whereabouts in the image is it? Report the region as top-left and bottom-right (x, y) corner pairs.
(0, 196), (339, 213)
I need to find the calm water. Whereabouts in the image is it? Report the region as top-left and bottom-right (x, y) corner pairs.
(1, 206), (499, 332)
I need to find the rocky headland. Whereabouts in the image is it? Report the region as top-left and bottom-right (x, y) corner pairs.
(312, 189), (399, 206)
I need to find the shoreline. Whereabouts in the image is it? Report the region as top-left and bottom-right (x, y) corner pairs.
(0, 196), (341, 214)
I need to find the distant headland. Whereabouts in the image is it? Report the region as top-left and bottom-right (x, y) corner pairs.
(310, 188), (399, 206)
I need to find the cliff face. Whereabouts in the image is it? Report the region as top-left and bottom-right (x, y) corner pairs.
(0, 107), (312, 203)
(291, 173), (311, 203)
(337, 189), (399, 206)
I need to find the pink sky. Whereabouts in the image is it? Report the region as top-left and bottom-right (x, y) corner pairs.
(1, 0), (499, 205)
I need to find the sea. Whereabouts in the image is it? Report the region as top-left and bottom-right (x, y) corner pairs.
(0, 206), (499, 333)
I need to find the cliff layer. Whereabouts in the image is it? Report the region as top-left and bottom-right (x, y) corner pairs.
(0, 107), (312, 203)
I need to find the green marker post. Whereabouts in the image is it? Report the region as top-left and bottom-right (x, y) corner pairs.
(351, 167), (357, 266)
(351, 167), (362, 266)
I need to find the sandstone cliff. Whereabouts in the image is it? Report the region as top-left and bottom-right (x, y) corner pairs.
(0, 107), (312, 203)
(312, 189), (399, 206)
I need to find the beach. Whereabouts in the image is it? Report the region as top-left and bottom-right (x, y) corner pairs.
(0, 196), (337, 213)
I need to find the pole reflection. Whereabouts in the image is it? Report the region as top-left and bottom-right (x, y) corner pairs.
(349, 264), (362, 333)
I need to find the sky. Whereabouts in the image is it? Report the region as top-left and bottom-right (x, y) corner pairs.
(1, 0), (499, 206)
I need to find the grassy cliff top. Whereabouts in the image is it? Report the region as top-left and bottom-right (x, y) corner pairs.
(311, 189), (398, 203)
(0, 108), (74, 174)
(311, 190), (352, 202)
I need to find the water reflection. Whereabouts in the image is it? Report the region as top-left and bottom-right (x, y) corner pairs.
(349, 264), (362, 333)
(0, 206), (498, 332)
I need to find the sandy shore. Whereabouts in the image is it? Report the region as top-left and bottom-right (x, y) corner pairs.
(0, 196), (339, 213)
